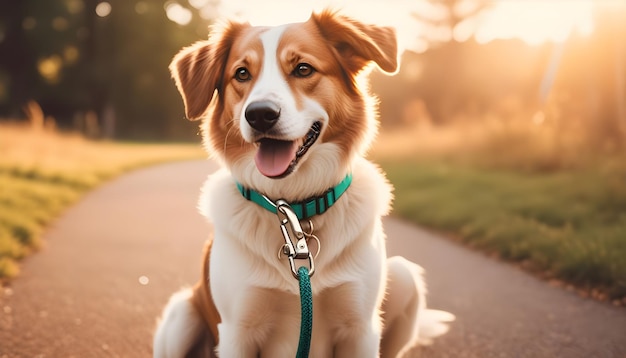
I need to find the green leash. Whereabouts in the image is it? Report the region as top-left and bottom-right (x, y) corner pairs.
(273, 199), (316, 358)
(296, 266), (313, 358)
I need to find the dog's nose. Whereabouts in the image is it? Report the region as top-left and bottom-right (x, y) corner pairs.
(245, 101), (280, 132)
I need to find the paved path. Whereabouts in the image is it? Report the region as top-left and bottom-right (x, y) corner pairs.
(1, 160), (625, 358)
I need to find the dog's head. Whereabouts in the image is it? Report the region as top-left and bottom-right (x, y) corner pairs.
(170, 10), (397, 191)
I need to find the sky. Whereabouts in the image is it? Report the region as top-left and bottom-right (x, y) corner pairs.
(162, 0), (604, 53)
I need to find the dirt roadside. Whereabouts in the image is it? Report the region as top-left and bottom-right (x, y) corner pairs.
(1, 160), (624, 357)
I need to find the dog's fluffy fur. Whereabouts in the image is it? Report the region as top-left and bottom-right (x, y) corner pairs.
(154, 10), (453, 358)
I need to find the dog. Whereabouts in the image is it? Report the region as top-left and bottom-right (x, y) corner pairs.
(154, 10), (454, 357)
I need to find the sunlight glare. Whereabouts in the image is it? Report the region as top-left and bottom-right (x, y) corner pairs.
(37, 55), (63, 84)
(201, 0), (596, 53)
(165, 2), (193, 26)
(476, 1), (595, 45)
(188, 0), (212, 9)
(210, 0), (426, 53)
(453, 17), (478, 42)
(95, 2), (111, 18)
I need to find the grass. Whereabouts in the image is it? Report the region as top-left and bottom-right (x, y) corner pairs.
(374, 121), (626, 303)
(0, 123), (205, 279)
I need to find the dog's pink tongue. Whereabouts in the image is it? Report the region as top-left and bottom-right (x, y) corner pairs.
(255, 139), (298, 177)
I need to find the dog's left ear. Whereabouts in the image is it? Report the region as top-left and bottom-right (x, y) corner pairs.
(311, 10), (398, 75)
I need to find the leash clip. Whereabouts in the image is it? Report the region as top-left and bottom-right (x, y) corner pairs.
(276, 199), (315, 279)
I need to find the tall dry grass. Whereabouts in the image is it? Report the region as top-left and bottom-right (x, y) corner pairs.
(0, 122), (203, 180)
(375, 113), (626, 173)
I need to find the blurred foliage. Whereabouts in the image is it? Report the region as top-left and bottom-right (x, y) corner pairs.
(373, 1), (626, 152)
(0, 0), (624, 146)
(0, 0), (209, 140)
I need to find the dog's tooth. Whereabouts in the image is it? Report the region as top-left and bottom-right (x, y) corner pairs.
(296, 146), (307, 157)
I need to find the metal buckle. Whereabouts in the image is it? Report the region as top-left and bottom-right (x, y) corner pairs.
(276, 199), (315, 279)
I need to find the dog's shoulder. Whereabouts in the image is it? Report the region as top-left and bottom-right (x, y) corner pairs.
(197, 167), (236, 220)
(350, 157), (394, 217)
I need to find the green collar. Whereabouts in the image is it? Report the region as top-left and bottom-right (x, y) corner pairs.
(236, 174), (353, 220)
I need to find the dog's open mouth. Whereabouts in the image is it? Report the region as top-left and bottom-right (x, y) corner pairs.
(254, 121), (322, 178)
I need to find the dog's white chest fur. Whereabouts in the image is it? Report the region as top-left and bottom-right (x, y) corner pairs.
(200, 157), (392, 356)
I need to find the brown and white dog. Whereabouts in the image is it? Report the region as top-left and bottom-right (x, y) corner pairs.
(154, 10), (454, 358)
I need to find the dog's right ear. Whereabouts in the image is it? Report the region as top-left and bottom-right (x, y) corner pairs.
(169, 22), (249, 121)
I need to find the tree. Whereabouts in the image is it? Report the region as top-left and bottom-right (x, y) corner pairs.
(412, 0), (492, 45)
(371, 0), (493, 126)
(0, 0), (211, 140)
(411, 0), (493, 124)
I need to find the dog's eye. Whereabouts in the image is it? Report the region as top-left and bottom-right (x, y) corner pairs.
(292, 63), (315, 78)
(234, 67), (251, 82)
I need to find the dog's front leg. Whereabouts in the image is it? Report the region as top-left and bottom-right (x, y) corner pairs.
(333, 324), (381, 358)
(216, 323), (258, 358)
